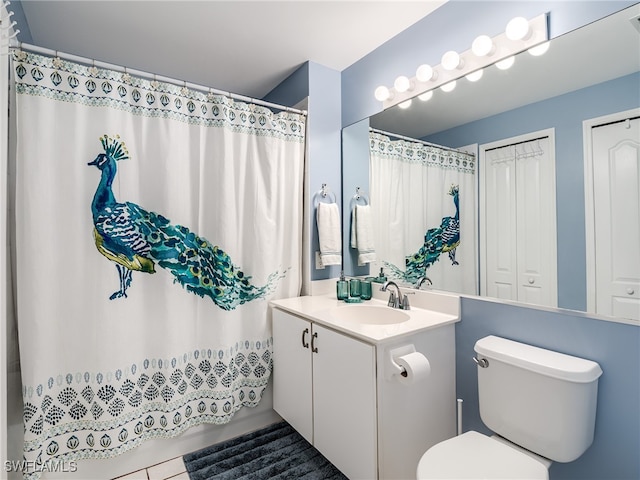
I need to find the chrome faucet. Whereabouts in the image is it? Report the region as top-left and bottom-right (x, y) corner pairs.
(380, 280), (410, 310)
(415, 276), (432, 289)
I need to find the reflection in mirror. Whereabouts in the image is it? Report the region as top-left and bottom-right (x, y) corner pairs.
(368, 132), (476, 295)
(479, 130), (557, 308)
(342, 4), (640, 320)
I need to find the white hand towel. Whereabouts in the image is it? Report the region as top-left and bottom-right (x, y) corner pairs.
(350, 204), (376, 266)
(316, 202), (342, 266)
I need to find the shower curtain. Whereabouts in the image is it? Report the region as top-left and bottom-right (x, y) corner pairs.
(11, 50), (305, 477)
(369, 132), (476, 294)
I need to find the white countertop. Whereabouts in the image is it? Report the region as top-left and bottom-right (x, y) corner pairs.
(270, 291), (460, 345)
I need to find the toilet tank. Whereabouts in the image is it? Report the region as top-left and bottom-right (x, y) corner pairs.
(474, 335), (603, 463)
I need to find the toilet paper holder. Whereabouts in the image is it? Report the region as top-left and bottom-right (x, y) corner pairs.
(387, 344), (415, 380)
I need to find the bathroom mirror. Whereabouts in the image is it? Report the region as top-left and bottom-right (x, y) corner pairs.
(342, 4), (640, 318)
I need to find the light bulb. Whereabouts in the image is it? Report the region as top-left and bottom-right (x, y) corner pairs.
(398, 99), (412, 109)
(441, 50), (463, 70)
(506, 17), (531, 41)
(374, 85), (390, 102)
(496, 56), (515, 70)
(441, 80), (457, 93)
(472, 35), (495, 57)
(528, 42), (550, 56)
(394, 75), (412, 93)
(466, 70), (484, 82)
(418, 91), (433, 102)
(416, 64), (436, 82)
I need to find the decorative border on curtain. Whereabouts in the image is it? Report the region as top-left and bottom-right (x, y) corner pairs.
(13, 50), (306, 140)
(369, 132), (475, 173)
(22, 342), (272, 467)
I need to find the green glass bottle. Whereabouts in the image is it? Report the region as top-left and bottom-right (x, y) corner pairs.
(336, 271), (349, 300)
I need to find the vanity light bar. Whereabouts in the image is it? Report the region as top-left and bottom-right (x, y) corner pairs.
(378, 13), (549, 109)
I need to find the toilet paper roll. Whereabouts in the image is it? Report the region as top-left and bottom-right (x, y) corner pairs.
(394, 351), (431, 385)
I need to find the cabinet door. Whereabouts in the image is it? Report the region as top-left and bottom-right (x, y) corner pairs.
(312, 324), (377, 480)
(272, 309), (313, 443)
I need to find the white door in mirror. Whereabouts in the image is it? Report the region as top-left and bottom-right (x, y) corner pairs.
(591, 116), (640, 321)
(481, 130), (557, 307)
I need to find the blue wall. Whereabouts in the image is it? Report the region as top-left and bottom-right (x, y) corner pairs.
(307, 62), (343, 280)
(264, 61), (343, 282)
(341, 118), (370, 278)
(262, 62), (309, 109)
(426, 72), (640, 312)
(341, 2), (639, 478)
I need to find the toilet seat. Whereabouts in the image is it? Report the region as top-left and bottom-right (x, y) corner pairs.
(417, 431), (549, 479)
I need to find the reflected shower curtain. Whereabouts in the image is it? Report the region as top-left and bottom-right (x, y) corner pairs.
(12, 51), (305, 477)
(369, 132), (476, 294)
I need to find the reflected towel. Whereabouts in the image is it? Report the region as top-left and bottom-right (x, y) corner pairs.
(317, 202), (342, 266)
(350, 204), (376, 266)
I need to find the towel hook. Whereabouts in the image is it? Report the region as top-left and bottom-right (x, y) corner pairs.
(314, 184), (336, 207)
(350, 187), (369, 208)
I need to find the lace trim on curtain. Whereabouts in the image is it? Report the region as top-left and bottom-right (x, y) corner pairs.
(22, 341), (272, 472)
(370, 132), (475, 174)
(12, 50), (306, 140)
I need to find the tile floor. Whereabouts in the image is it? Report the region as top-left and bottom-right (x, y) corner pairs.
(113, 456), (188, 480)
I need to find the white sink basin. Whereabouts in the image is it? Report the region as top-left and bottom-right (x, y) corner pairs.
(330, 305), (410, 325)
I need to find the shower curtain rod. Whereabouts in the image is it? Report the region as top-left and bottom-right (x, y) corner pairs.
(10, 41), (308, 116)
(369, 127), (473, 156)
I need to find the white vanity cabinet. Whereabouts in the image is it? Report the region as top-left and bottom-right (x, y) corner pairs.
(271, 293), (459, 479)
(272, 308), (377, 480)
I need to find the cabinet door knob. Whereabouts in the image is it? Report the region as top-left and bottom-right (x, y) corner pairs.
(311, 332), (318, 353)
(301, 328), (309, 349)
(627, 288), (635, 295)
(528, 277), (535, 284)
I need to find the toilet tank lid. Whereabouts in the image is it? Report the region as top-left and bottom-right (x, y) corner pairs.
(474, 336), (603, 383)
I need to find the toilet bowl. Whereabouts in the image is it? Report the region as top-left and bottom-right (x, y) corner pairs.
(417, 431), (549, 479)
(416, 335), (602, 480)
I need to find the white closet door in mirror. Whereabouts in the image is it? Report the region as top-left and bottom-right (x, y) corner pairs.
(590, 115), (640, 321)
(481, 129), (557, 307)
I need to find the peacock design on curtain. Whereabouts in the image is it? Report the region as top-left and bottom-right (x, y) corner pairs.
(384, 184), (460, 283)
(89, 134), (281, 310)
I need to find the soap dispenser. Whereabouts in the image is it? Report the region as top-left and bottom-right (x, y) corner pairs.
(372, 267), (387, 284)
(336, 271), (349, 300)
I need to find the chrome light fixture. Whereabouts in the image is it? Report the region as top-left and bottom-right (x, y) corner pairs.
(373, 13), (549, 110)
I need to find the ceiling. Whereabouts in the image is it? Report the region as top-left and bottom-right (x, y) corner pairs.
(15, 0), (446, 99)
(371, 3), (640, 139)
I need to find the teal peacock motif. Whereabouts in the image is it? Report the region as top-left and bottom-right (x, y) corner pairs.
(89, 135), (282, 310)
(384, 185), (460, 284)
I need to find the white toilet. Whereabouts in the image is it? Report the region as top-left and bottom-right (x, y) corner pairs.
(417, 335), (603, 480)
